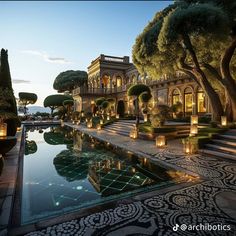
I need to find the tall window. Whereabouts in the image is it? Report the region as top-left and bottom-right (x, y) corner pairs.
(197, 88), (206, 113)
(184, 87), (193, 114)
(116, 76), (122, 87)
(172, 89), (180, 105)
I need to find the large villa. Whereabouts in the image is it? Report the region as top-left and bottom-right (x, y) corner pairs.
(0, 1), (236, 236)
(73, 54), (211, 117)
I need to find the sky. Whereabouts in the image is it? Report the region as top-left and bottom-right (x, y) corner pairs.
(0, 1), (172, 106)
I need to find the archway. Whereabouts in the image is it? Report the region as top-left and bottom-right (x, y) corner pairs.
(117, 100), (125, 117)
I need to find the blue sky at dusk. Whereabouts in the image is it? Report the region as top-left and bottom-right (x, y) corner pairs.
(0, 1), (172, 106)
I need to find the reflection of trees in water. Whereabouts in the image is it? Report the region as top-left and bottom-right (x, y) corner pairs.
(43, 126), (73, 145)
(25, 140), (37, 155)
(53, 149), (89, 182)
(73, 132), (82, 152)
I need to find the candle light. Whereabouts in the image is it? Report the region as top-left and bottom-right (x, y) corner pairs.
(87, 120), (92, 128)
(191, 115), (198, 125)
(60, 120), (64, 127)
(97, 124), (102, 130)
(77, 120), (81, 125)
(221, 116), (227, 126)
(129, 129), (138, 139)
(155, 135), (166, 148)
(107, 116), (110, 121)
(144, 114), (148, 122)
(190, 124), (198, 136)
(0, 123), (7, 137)
(100, 119), (104, 125)
(116, 114), (120, 119)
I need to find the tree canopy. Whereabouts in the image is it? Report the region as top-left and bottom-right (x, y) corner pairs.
(132, 0), (236, 121)
(44, 94), (72, 114)
(53, 70), (88, 93)
(128, 84), (151, 97)
(19, 92), (37, 105)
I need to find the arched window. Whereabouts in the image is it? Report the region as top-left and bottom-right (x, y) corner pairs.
(197, 87), (206, 113)
(172, 89), (180, 105)
(102, 74), (110, 88)
(132, 75), (137, 84)
(116, 76), (122, 87)
(184, 87), (193, 114)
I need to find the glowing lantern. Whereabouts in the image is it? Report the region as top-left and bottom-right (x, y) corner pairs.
(0, 123), (7, 137)
(129, 129), (138, 139)
(72, 120), (75, 124)
(221, 116), (227, 126)
(190, 124), (198, 136)
(87, 120), (92, 128)
(81, 111), (84, 117)
(60, 120), (64, 127)
(144, 114), (148, 122)
(100, 119), (104, 125)
(97, 124), (102, 130)
(116, 114), (120, 119)
(191, 115), (198, 125)
(107, 116), (110, 121)
(183, 138), (198, 154)
(155, 135), (166, 148)
(77, 120), (81, 125)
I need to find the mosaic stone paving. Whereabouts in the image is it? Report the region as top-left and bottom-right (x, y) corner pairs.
(26, 149), (236, 236)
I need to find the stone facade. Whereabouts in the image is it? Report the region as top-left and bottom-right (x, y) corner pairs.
(72, 54), (211, 116)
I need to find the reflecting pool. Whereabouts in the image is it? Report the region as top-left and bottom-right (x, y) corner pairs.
(21, 125), (197, 224)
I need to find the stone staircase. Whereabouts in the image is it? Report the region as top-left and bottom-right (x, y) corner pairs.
(201, 129), (236, 161)
(103, 120), (137, 136)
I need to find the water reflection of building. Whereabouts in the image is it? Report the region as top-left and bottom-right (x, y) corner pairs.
(88, 158), (122, 194)
(73, 54), (212, 116)
(73, 132), (82, 152)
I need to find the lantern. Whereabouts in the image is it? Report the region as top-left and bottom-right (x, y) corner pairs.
(144, 114), (148, 122)
(116, 114), (120, 119)
(155, 135), (166, 148)
(183, 138), (198, 154)
(60, 120), (64, 127)
(0, 123), (7, 137)
(191, 115), (198, 125)
(100, 119), (104, 125)
(72, 120), (75, 124)
(221, 116), (227, 126)
(87, 120), (92, 128)
(77, 120), (81, 125)
(81, 111), (84, 117)
(107, 116), (110, 121)
(190, 124), (198, 136)
(129, 129), (138, 139)
(97, 124), (102, 130)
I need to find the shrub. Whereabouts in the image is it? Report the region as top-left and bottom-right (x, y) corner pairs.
(85, 111), (93, 120)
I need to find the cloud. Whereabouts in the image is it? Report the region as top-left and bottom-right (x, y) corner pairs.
(12, 79), (31, 84)
(21, 50), (72, 64)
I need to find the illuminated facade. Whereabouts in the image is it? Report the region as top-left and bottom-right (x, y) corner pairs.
(72, 54), (212, 116)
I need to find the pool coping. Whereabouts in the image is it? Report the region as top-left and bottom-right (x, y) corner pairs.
(9, 123), (208, 235)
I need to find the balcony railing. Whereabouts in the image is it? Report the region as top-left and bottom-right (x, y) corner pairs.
(72, 75), (190, 96)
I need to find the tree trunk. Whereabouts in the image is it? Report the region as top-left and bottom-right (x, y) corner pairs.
(136, 98), (139, 128)
(182, 34), (224, 121)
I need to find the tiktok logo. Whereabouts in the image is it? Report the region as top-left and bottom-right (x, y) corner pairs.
(173, 224), (179, 231)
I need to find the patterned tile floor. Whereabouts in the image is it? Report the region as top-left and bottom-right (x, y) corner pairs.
(25, 126), (236, 236)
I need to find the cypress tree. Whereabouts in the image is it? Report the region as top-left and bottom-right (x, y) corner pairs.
(0, 49), (17, 115)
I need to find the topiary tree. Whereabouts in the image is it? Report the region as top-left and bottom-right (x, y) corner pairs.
(127, 84), (151, 126)
(0, 49), (20, 136)
(139, 91), (152, 114)
(53, 70), (88, 93)
(101, 101), (110, 114)
(63, 99), (74, 119)
(18, 92), (37, 115)
(95, 97), (106, 114)
(44, 94), (72, 115)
